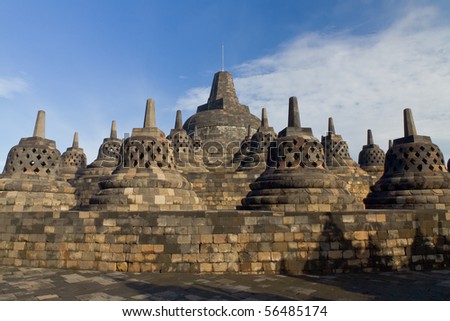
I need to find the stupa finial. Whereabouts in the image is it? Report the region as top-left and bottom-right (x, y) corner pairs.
(404, 108), (417, 137)
(288, 96), (301, 128)
(261, 108), (269, 128)
(110, 120), (117, 139)
(144, 98), (156, 128)
(72, 132), (79, 149)
(367, 129), (374, 145)
(33, 110), (46, 138)
(175, 110), (183, 130)
(328, 117), (335, 135)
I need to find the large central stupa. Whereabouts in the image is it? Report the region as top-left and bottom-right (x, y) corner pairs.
(183, 71), (260, 165)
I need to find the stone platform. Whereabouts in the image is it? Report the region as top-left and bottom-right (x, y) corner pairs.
(0, 209), (448, 275)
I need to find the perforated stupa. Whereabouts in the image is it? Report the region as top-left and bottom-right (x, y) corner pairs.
(365, 108), (450, 209)
(241, 97), (360, 211)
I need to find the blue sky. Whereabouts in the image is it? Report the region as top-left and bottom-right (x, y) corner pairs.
(1, 0), (450, 168)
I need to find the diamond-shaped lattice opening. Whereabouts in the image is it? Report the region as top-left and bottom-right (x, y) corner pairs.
(408, 147), (414, 152)
(33, 167), (40, 173)
(42, 149), (47, 154)
(36, 155), (42, 160)
(429, 165), (434, 171)
(415, 152), (420, 157)
(41, 161), (47, 166)
(422, 158), (428, 164)
(430, 146), (435, 151)
(46, 169), (51, 174)
(420, 146), (425, 151)
(404, 165), (409, 171)
(417, 164), (423, 171)
(29, 160), (35, 166)
(32, 148), (37, 153)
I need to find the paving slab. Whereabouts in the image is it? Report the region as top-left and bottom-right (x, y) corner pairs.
(0, 266), (449, 301)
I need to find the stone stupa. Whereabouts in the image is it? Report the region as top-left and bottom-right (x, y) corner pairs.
(61, 132), (87, 180)
(183, 71), (260, 166)
(365, 108), (450, 209)
(321, 117), (358, 170)
(89, 99), (204, 211)
(358, 129), (385, 175)
(74, 121), (123, 207)
(0, 110), (76, 211)
(167, 110), (206, 173)
(241, 97), (360, 212)
(237, 108), (277, 173)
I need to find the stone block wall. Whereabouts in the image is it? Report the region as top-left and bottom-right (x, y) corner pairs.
(185, 171), (260, 210)
(0, 209), (448, 274)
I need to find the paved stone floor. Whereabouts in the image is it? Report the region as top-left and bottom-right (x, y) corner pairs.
(0, 265), (449, 300)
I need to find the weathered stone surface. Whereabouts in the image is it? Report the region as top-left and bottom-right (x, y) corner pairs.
(237, 108), (277, 173)
(0, 110), (76, 211)
(0, 209), (448, 274)
(89, 99), (204, 211)
(61, 132), (87, 181)
(242, 98), (362, 212)
(167, 110), (207, 173)
(365, 108), (450, 209)
(183, 71), (260, 166)
(321, 117), (357, 169)
(358, 129), (385, 174)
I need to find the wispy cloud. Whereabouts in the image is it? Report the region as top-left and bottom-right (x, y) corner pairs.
(177, 6), (450, 160)
(0, 77), (28, 98)
(176, 86), (210, 111)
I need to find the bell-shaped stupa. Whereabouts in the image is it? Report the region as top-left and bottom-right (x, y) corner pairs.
(61, 132), (87, 180)
(365, 108), (450, 209)
(358, 129), (385, 174)
(90, 99), (204, 211)
(237, 108), (277, 172)
(241, 97), (360, 211)
(0, 110), (76, 211)
(167, 110), (206, 173)
(321, 117), (357, 169)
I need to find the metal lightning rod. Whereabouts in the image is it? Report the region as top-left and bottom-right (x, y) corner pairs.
(222, 43), (224, 72)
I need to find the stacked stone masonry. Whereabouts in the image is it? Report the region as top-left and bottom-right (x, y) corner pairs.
(0, 210), (448, 274)
(1, 71), (450, 274)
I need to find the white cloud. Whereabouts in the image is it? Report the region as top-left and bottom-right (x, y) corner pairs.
(0, 77), (28, 98)
(176, 86), (209, 111)
(177, 6), (450, 161)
